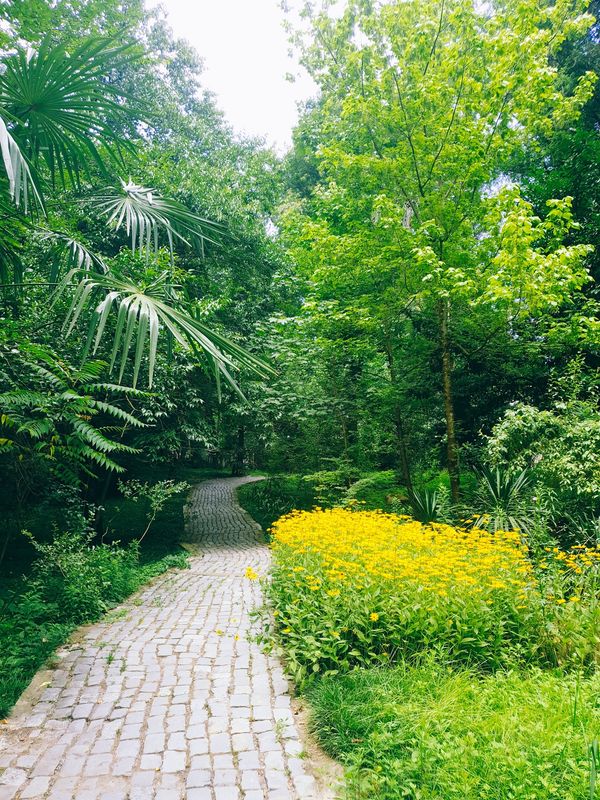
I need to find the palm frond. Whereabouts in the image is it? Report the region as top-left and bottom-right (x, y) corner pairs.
(0, 37), (135, 187)
(38, 229), (107, 280)
(0, 115), (42, 211)
(58, 269), (275, 388)
(88, 180), (224, 259)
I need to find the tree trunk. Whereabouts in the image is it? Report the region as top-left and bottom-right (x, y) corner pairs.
(438, 299), (460, 502)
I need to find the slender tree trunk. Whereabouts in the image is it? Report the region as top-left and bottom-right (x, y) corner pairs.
(383, 336), (413, 491)
(0, 529), (11, 569)
(438, 298), (460, 501)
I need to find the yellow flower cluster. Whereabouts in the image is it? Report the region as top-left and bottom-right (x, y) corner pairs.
(271, 507), (531, 599)
(542, 544), (600, 575)
(267, 509), (600, 679)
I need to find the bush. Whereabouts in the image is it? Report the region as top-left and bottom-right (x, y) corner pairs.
(0, 590), (71, 718)
(308, 662), (600, 800)
(343, 470), (406, 510)
(486, 401), (600, 542)
(303, 465), (360, 505)
(267, 508), (544, 681)
(25, 530), (141, 622)
(266, 508), (600, 682)
(237, 475), (316, 532)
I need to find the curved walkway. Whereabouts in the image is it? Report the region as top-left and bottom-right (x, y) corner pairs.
(0, 478), (324, 800)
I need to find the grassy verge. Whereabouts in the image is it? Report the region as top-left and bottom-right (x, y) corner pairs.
(308, 663), (600, 800)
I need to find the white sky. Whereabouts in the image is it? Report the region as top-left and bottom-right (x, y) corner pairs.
(147, 0), (318, 152)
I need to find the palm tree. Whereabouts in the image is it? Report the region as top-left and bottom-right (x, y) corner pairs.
(0, 36), (273, 389)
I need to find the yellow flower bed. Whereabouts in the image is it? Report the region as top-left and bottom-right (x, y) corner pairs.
(267, 508), (543, 681)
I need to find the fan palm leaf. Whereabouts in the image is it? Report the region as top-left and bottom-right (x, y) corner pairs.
(38, 229), (107, 280)
(58, 270), (275, 389)
(89, 180), (224, 259)
(0, 116), (42, 211)
(0, 37), (135, 188)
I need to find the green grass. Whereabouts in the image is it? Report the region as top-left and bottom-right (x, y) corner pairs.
(308, 662), (600, 800)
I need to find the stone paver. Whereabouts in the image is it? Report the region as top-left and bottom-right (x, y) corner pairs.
(0, 478), (321, 800)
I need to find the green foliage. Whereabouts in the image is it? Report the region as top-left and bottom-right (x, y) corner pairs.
(0, 492), (189, 718)
(117, 478), (189, 541)
(90, 180), (223, 259)
(406, 486), (451, 524)
(0, 346), (143, 488)
(24, 528), (141, 622)
(343, 470), (405, 510)
(59, 268), (274, 389)
(0, 37), (134, 192)
(486, 401), (600, 541)
(236, 476), (316, 533)
(308, 663), (600, 800)
(0, 592), (71, 720)
(303, 464), (360, 505)
(469, 468), (536, 534)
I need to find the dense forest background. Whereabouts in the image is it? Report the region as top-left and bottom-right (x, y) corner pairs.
(0, 0), (599, 711)
(0, 0), (598, 529)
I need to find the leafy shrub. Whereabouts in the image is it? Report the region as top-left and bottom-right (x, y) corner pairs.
(486, 401), (600, 541)
(237, 475), (316, 532)
(266, 508), (544, 681)
(117, 478), (190, 541)
(25, 529), (141, 622)
(303, 467), (359, 506)
(0, 591), (71, 718)
(308, 662), (600, 800)
(343, 470), (406, 510)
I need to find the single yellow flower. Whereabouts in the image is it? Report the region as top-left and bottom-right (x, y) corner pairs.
(244, 566), (259, 581)
(370, 612), (379, 622)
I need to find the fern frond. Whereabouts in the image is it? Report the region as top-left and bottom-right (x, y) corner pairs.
(88, 399), (146, 427)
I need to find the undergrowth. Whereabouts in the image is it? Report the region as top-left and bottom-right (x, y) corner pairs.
(308, 662), (600, 800)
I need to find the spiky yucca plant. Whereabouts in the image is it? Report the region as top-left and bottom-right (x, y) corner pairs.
(470, 468), (534, 534)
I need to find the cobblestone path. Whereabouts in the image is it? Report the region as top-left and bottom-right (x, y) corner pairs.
(0, 478), (326, 800)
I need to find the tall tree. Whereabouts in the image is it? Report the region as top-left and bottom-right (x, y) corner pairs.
(284, 0), (596, 498)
